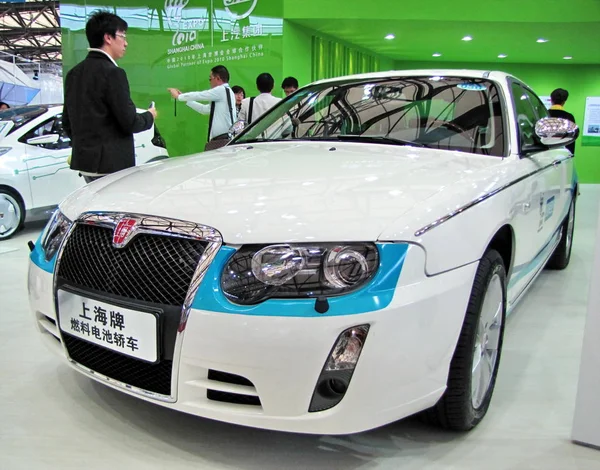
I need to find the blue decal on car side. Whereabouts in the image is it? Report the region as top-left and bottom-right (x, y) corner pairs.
(191, 243), (408, 317)
(545, 195), (555, 221)
(508, 210), (565, 290)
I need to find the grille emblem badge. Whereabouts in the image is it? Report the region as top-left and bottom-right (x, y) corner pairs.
(113, 218), (137, 248)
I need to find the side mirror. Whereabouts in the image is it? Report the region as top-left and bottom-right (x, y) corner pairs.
(229, 120), (245, 138)
(535, 117), (579, 147)
(27, 134), (60, 145)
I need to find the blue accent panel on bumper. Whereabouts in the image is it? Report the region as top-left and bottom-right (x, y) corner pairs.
(191, 243), (408, 317)
(29, 232), (55, 274)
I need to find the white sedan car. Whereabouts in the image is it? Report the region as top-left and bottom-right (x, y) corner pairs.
(28, 70), (577, 435)
(0, 104), (168, 239)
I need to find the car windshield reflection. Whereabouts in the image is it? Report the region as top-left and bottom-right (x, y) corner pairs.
(233, 76), (507, 157)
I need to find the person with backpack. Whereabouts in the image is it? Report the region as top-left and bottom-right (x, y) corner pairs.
(168, 65), (236, 151)
(237, 73), (281, 126)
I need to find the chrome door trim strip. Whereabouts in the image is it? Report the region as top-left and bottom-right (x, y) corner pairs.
(414, 158), (568, 237)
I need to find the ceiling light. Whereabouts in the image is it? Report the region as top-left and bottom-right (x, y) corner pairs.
(462, 36), (473, 41)
(432, 53), (442, 57)
(563, 56), (573, 60)
(536, 38), (549, 43)
(385, 34), (395, 40)
(498, 54), (507, 58)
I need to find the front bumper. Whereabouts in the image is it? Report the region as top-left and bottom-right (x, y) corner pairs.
(28, 244), (477, 435)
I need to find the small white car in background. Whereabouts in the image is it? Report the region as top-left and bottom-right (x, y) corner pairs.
(0, 104), (168, 239)
(28, 70), (578, 435)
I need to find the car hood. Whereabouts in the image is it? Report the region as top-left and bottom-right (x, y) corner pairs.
(61, 141), (504, 244)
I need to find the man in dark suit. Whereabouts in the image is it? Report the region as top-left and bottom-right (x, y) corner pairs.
(63, 10), (157, 183)
(548, 88), (577, 156)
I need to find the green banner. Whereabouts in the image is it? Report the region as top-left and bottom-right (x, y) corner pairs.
(61, 0), (284, 157)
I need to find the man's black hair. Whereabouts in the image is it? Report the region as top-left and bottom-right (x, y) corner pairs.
(256, 73), (275, 93)
(231, 85), (245, 96)
(551, 88), (569, 106)
(211, 65), (230, 83)
(281, 76), (299, 89)
(0, 101), (10, 109)
(85, 10), (128, 49)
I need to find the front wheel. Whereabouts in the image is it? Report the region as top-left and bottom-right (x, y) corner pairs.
(427, 249), (507, 430)
(0, 190), (25, 240)
(546, 197), (576, 270)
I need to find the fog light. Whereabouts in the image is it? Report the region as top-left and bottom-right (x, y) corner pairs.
(326, 325), (370, 371)
(308, 324), (370, 412)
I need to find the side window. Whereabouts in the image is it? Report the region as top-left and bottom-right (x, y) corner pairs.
(524, 88), (549, 121)
(19, 114), (71, 150)
(21, 119), (53, 142)
(51, 114), (72, 150)
(511, 82), (538, 149)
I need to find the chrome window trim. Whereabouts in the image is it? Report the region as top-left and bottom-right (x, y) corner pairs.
(414, 159), (568, 237)
(53, 211), (223, 403)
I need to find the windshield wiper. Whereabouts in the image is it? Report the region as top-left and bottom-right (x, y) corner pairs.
(335, 134), (428, 148)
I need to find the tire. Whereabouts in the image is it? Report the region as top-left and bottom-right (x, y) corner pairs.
(546, 197), (576, 270)
(0, 189), (25, 240)
(426, 249), (507, 430)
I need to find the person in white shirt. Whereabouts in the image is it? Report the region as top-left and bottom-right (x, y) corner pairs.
(237, 73), (282, 126)
(167, 65), (236, 150)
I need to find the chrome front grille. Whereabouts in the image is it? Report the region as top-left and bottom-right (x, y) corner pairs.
(57, 223), (208, 307)
(54, 212), (222, 400)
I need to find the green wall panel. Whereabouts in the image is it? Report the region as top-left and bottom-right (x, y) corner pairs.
(310, 33), (394, 81)
(281, 21), (311, 90)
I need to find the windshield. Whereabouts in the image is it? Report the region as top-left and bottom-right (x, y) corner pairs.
(233, 76), (507, 157)
(0, 105), (49, 136)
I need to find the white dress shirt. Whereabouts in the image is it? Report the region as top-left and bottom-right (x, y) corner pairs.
(178, 84), (236, 139)
(237, 93), (282, 124)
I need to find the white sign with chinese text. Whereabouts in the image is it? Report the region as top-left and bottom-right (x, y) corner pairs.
(583, 96), (600, 137)
(57, 290), (158, 363)
(539, 95), (552, 110)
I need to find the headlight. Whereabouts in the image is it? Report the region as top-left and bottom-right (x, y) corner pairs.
(221, 243), (379, 305)
(40, 210), (72, 261)
(0, 147), (12, 156)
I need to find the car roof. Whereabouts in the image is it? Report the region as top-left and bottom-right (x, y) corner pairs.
(311, 69), (517, 85)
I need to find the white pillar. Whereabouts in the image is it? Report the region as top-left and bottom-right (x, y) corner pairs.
(572, 201), (600, 449)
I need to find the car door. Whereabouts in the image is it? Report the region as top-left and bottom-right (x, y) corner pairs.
(522, 86), (570, 240)
(21, 113), (84, 209)
(507, 81), (567, 305)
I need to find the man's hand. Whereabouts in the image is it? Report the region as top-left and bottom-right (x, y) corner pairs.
(148, 106), (158, 119)
(168, 88), (182, 99)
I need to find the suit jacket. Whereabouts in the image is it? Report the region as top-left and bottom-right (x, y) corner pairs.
(63, 51), (153, 174)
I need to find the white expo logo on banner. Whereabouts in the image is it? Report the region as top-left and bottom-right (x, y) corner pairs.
(165, 0), (264, 66)
(224, 0), (258, 20)
(165, 0), (258, 47)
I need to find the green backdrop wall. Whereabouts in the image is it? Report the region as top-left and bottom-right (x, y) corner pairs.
(60, 2), (599, 183)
